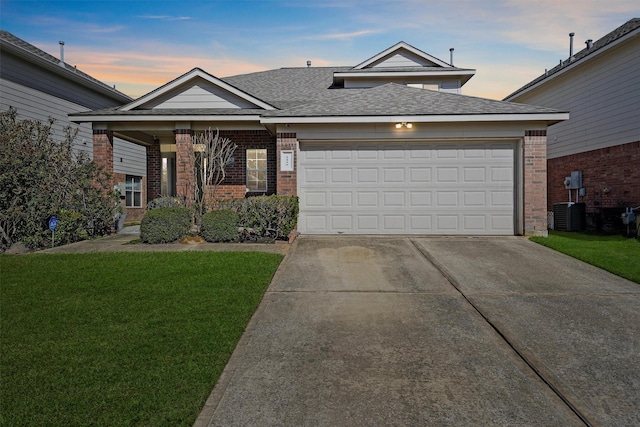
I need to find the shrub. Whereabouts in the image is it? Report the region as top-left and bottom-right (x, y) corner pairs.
(1, 107), (119, 251)
(53, 210), (89, 246)
(219, 195), (298, 240)
(140, 207), (192, 244)
(200, 209), (239, 242)
(147, 196), (183, 210)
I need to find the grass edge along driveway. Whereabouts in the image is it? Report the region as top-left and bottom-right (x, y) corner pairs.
(530, 231), (640, 284)
(1, 251), (282, 426)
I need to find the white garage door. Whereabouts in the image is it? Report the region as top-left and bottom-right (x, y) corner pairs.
(298, 141), (515, 235)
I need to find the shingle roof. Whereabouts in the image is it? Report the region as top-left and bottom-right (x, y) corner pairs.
(504, 18), (640, 100)
(0, 30), (132, 102)
(222, 67), (350, 109)
(263, 83), (563, 117)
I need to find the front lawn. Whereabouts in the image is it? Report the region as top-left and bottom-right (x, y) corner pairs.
(530, 231), (640, 284)
(1, 251), (282, 426)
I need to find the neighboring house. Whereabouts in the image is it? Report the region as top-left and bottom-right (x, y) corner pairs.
(504, 18), (640, 231)
(70, 41), (568, 236)
(0, 30), (148, 221)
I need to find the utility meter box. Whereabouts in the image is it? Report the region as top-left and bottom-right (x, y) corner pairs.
(564, 171), (583, 189)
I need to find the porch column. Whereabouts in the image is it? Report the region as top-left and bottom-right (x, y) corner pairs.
(146, 138), (162, 202)
(175, 129), (194, 206)
(276, 132), (298, 196)
(524, 130), (548, 236)
(93, 129), (115, 188)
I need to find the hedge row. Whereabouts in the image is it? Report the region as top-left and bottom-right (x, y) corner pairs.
(140, 195), (299, 244)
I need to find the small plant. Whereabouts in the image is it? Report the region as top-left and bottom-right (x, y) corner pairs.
(147, 196), (183, 210)
(200, 209), (239, 242)
(140, 207), (192, 244)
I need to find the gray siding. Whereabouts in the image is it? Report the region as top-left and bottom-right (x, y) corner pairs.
(509, 37), (640, 159)
(113, 137), (147, 176)
(371, 50), (437, 68)
(1, 78), (94, 157)
(1, 50), (125, 110)
(143, 80), (257, 109)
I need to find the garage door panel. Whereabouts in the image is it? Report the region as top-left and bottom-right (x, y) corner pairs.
(299, 141), (515, 235)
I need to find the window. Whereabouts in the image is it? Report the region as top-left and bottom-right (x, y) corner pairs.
(125, 175), (142, 207)
(246, 149), (267, 192)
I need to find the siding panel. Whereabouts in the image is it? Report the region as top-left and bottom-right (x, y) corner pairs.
(510, 38), (640, 158)
(1, 79), (94, 157)
(113, 137), (147, 176)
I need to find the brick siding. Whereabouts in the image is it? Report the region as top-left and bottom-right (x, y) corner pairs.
(548, 141), (640, 212)
(175, 129), (194, 207)
(524, 130), (548, 235)
(92, 130), (114, 187)
(277, 133), (298, 196)
(146, 139), (162, 202)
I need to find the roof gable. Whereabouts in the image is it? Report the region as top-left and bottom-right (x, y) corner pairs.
(120, 68), (275, 111)
(354, 41), (451, 69)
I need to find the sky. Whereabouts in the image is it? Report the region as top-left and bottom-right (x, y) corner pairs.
(1, 0), (638, 100)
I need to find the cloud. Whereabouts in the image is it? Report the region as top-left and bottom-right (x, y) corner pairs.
(305, 30), (379, 41)
(137, 15), (192, 21)
(59, 45), (268, 98)
(28, 16), (124, 34)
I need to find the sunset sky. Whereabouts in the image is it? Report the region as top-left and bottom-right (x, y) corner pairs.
(1, 0), (638, 100)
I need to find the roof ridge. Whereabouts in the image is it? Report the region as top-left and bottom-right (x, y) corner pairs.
(504, 17), (640, 100)
(0, 30), (132, 101)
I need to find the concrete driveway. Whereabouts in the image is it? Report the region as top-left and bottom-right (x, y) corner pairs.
(196, 236), (640, 427)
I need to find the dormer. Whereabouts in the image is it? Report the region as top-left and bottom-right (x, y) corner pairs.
(333, 41), (476, 94)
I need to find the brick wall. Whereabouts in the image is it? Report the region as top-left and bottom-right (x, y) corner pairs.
(146, 139), (162, 202)
(205, 130), (276, 202)
(93, 130), (114, 187)
(175, 129), (194, 207)
(548, 141), (640, 212)
(277, 133), (298, 196)
(524, 130), (548, 236)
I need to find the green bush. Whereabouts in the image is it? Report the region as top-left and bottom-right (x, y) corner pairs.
(200, 209), (239, 242)
(219, 195), (298, 240)
(1, 107), (119, 251)
(53, 210), (88, 246)
(147, 196), (183, 210)
(140, 207), (192, 244)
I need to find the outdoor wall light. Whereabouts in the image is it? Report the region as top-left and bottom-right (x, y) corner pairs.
(395, 122), (413, 129)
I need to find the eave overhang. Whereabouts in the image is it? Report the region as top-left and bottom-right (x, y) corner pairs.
(260, 112), (570, 126)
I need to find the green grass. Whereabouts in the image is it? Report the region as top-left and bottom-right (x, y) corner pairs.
(0, 251), (282, 426)
(530, 231), (640, 284)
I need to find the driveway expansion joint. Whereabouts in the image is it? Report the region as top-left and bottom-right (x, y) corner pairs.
(408, 238), (592, 427)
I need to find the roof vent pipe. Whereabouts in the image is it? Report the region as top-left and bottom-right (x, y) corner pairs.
(586, 39), (593, 49)
(58, 41), (65, 67)
(306, 60), (311, 68)
(569, 32), (575, 58)
(449, 48), (454, 66)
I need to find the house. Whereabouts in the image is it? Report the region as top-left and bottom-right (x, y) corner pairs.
(504, 18), (640, 231)
(0, 30), (148, 221)
(70, 41), (568, 236)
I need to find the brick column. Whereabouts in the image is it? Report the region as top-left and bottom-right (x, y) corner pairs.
(146, 138), (162, 202)
(93, 129), (115, 187)
(175, 129), (194, 206)
(276, 133), (298, 196)
(524, 130), (548, 236)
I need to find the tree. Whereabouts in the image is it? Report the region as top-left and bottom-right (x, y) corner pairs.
(0, 107), (120, 250)
(192, 128), (237, 224)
